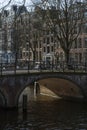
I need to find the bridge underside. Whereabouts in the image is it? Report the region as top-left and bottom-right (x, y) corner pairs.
(18, 78), (84, 104)
(0, 76), (85, 108)
(12, 78), (85, 108)
(38, 78), (84, 101)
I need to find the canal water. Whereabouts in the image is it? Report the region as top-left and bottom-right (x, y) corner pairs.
(0, 96), (87, 130)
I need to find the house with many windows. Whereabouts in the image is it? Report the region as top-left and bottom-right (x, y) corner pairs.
(0, 1), (87, 67)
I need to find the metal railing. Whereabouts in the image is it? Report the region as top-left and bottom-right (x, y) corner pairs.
(0, 61), (87, 75)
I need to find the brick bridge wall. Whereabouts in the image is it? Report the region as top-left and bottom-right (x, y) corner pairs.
(0, 72), (87, 108)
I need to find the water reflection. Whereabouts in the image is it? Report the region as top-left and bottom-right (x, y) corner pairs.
(0, 96), (87, 130)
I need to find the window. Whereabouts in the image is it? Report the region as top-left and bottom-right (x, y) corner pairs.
(43, 47), (46, 52)
(23, 52), (25, 57)
(47, 46), (50, 53)
(0, 32), (2, 39)
(84, 11), (87, 18)
(43, 38), (45, 43)
(78, 53), (82, 63)
(47, 30), (49, 35)
(51, 37), (53, 42)
(78, 24), (82, 34)
(47, 37), (50, 44)
(26, 44), (29, 50)
(84, 37), (87, 48)
(26, 52), (29, 57)
(46, 57), (51, 61)
(83, 24), (87, 33)
(39, 42), (41, 48)
(84, 52), (87, 61)
(51, 46), (54, 52)
(75, 53), (78, 61)
(39, 51), (42, 60)
(78, 38), (82, 48)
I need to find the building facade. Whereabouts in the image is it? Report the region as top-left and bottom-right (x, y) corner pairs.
(0, 2), (87, 66)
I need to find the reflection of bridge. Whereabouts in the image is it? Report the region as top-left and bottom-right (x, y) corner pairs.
(0, 71), (87, 108)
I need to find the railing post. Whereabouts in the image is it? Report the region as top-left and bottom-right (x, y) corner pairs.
(34, 81), (37, 100)
(40, 60), (42, 72)
(85, 62), (87, 72)
(74, 63), (75, 73)
(52, 61), (53, 72)
(63, 61), (64, 72)
(28, 61), (30, 73)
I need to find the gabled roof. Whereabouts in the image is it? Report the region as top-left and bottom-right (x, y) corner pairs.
(17, 5), (27, 15)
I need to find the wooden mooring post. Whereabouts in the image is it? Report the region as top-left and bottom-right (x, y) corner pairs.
(22, 94), (27, 112)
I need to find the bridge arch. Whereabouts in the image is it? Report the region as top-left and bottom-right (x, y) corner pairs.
(35, 76), (84, 100)
(15, 74), (85, 107)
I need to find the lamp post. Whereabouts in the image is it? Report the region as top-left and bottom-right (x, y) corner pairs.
(54, 51), (59, 68)
(28, 44), (30, 73)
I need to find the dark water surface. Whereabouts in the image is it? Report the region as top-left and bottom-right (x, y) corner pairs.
(0, 97), (87, 130)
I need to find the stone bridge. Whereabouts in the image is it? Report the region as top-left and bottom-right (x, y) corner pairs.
(0, 72), (87, 108)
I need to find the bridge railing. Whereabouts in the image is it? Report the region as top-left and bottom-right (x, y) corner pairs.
(0, 61), (87, 74)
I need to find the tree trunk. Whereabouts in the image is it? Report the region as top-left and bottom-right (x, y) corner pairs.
(33, 51), (36, 61)
(65, 50), (70, 65)
(33, 51), (36, 67)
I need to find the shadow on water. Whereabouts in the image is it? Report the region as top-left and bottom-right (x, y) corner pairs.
(0, 96), (87, 130)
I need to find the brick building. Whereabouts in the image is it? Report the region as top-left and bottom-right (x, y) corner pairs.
(0, 2), (87, 66)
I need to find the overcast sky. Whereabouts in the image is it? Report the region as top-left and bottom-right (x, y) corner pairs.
(0, 0), (34, 10)
(0, 0), (41, 5)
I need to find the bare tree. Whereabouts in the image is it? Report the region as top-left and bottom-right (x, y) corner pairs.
(0, 0), (12, 11)
(17, 6), (43, 63)
(28, 11), (43, 62)
(11, 4), (28, 72)
(33, 0), (84, 64)
(0, 0), (30, 71)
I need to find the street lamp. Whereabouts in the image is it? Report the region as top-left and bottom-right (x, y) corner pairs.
(54, 51), (59, 65)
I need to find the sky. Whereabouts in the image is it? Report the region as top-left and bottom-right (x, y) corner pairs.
(0, 0), (44, 11)
(0, 0), (34, 10)
(0, 0), (41, 6)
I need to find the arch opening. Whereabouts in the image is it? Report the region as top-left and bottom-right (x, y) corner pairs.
(17, 77), (84, 107)
(37, 78), (84, 101)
